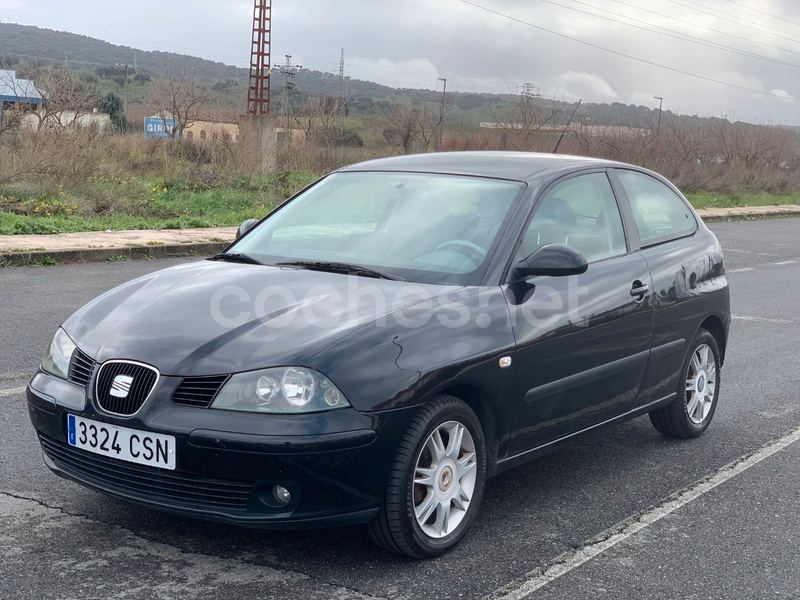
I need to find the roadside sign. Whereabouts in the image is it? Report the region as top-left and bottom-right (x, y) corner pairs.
(144, 117), (179, 138)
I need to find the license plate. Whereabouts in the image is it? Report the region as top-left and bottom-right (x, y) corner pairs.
(67, 415), (176, 471)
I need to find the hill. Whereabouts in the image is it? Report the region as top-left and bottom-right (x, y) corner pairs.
(0, 20), (734, 131)
(0, 22), (427, 98)
(0, 22), (239, 80)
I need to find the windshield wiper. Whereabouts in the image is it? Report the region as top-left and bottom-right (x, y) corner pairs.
(212, 252), (264, 265)
(276, 261), (407, 281)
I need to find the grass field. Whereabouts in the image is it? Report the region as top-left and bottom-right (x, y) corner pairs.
(0, 171), (320, 235)
(685, 191), (800, 209)
(1, 176), (798, 236)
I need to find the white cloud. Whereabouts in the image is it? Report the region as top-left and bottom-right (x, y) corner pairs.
(769, 89), (795, 102)
(555, 71), (618, 101)
(345, 57), (440, 89)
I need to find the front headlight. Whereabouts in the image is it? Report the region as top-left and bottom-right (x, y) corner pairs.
(210, 367), (350, 414)
(42, 328), (76, 380)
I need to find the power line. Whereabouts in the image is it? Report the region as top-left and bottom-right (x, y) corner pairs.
(664, 0), (800, 46)
(606, 0), (800, 58)
(721, 0), (800, 29)
(457, 0), (800, 102)
(542, 0), (800, 70)
(677, 0), (800, 39)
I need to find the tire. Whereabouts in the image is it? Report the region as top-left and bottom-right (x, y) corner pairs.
(650, 328), (721, 439)
(367, 395), (487, 558)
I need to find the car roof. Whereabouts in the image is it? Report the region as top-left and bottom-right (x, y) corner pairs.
(337, 151), (629, 182)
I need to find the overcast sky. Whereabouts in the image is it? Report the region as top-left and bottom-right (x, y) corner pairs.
(3, 0), (800, 123)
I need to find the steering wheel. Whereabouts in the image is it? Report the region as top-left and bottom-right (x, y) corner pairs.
(434, 240), (488, 265)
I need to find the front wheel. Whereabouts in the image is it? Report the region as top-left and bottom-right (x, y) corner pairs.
(650, 328), (721, 439)
(368, 395), (487, 558)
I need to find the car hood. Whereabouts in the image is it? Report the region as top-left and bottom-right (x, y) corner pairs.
(64, 260), (442, 376)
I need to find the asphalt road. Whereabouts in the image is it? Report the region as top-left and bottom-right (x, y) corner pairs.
(1, 218), (799, 600)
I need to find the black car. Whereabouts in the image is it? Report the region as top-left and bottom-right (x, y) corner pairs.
(27, 152), (729, 558)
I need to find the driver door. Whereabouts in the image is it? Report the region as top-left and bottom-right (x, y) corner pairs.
(507, 172), (653, 455)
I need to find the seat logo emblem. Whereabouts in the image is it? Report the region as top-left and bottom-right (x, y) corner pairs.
(110, 375), (134, 398)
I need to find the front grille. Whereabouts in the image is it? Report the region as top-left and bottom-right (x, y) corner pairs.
(68, 349), (95, 387)
(95, 361), (159, 416)
(40, 434), (255, 510)
(172, 375), (229, 408)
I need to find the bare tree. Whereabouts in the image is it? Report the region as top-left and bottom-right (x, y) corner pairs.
(413, 92), (446, 152)
(721, 122), (791, 168)
(380, 102), (420, 154)
(663, 118), (711, 163)
(293, 95), (344, 146)
(293, 97), (318, 143)
(148, 68), (211, 137)
(486, 86), (561, 151)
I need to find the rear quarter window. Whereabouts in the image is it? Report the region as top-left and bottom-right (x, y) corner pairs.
(616, 170), (697, 247)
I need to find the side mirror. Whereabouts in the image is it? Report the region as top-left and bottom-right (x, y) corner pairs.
(511, 244), (588, 281)
(237, 219), (259, 239)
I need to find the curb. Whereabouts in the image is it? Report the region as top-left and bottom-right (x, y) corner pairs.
(0, 241), (231, 267)
(700, 211), (800, 223)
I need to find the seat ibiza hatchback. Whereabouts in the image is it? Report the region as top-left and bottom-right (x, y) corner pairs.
(28, 152), (729, 558)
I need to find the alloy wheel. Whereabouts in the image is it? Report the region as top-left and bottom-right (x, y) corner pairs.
(413, 421), (478, 539)
(685, 343), (717, 424)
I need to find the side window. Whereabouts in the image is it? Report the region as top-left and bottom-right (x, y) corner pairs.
(519, 173), (627, 263)
(617, 170), (697, 246)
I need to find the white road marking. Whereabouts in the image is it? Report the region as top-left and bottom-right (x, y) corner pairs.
(729, 268), (754, 273)
(732, 315), (796, 324)
(487, 426), (800, 600)
(0, 386), (26, 398)
(774, 260), (797, 266)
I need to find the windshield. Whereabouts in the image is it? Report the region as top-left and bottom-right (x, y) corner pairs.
(229, 172), (525, 285)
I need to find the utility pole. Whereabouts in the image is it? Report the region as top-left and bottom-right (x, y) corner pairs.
(240, 0), (278, 176)
(654, 96), (663, 160)
(123, 65), (128, 121)
(339, 48), (347, 134)
(116, 63), (135, 122)
(273, 54), (302, 142)
(438, 78), (447, 152)
(247, 0), (272, 115)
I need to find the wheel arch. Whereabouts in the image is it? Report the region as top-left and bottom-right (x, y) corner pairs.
(435, 384), (500, 476)
(699, 315), (727, 365)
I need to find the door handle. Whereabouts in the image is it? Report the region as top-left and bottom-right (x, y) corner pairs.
(630, 281), (649, 301)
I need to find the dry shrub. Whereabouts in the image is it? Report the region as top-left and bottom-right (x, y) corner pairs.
(278, 140), (379, 173)
(4, 112), (800, 202)
(0, 128), (106, 188)
(444, 118), (800, 194)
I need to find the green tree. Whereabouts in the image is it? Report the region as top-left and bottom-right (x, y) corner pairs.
(99, 92), (127, 132)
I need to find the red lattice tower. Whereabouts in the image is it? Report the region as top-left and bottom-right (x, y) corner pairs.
(247, 0), (272, 115)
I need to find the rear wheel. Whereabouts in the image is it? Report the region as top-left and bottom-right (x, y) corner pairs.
(650, 329), (721, 438)
(368, 395), (487, 558)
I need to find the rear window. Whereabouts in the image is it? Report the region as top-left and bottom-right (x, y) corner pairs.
(617, 170), (697, 246)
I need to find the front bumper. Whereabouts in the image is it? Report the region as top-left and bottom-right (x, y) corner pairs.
(27, 372), (412, 529)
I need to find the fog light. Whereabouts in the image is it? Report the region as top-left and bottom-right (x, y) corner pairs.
(272, 484), (291, 506)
